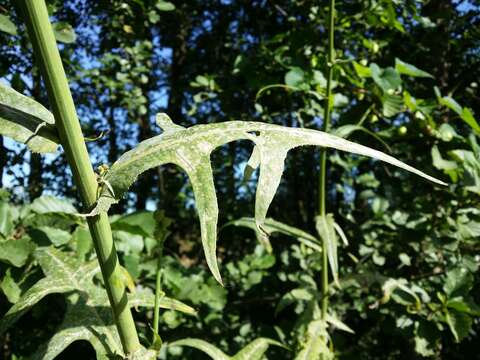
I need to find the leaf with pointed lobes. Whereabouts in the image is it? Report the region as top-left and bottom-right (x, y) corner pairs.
(87, 113), (446, 285)
(169, 337), (287, 360)
(0, 247), (195, 359)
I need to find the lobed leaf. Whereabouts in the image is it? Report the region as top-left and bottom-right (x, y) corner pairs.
(0, 82), (59, 153)
(89, 113), (445, 284)
(169, 338), (229, 360)
(169, 337), (285, 360)
(0, 247), (195, 359)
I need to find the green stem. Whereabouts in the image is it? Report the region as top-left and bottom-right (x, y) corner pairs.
(17, 0), (140, 355)
(319, 0), (335, 322)
(152, 248), (164, 339)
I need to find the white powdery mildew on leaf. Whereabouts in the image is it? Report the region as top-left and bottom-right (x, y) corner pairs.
(0, 247), (196, 359)
(169, 337), (285, 360)
(295, 320), (331, 360)
(0, 82), (58, 153)
(232, 338), (286, 360)
(89, 113), (446, 284)
(316, 214), (339, 286)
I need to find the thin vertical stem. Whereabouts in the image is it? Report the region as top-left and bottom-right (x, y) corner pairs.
(152, 246), (164, 340)
(153, 267), (163, 336)
(17, 0), (140, 355)
(319, 0), (335, 322)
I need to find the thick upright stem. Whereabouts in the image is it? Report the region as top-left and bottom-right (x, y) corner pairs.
(319, 0), (335, 322)
(17, 0), (140, 355)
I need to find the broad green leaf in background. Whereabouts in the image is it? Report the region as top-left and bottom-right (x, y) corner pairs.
(89, 113), (445, 284)
(382, 93), (404, 117)
(443, 268), (473, 298)
(111, 210), (157, 238)
(29, 226), (71, 246)
(29, 195), (78, 215)
(0, 14), (17, 35)
(285, 67), (306, 87)
(1, 268), (21, 303)
(353, 61), (371, 78)
(332, 124), (391, 151)
(434, 87), (480, 134)
(0, 247), (196, 359)
(169, 337), (286, 360)
(395, 58), (433, 78)
(0, 237), (35, 267)
(0, 82), (59, 153)
(156, 1), (175, 11)
(431, 146), (458, 171)
(370, 63), (402, 92)
(445, 310), (472, 343)
(431, 146), (459, 182)
(52, 22), (76, 44)
(276, 288), (316, 315)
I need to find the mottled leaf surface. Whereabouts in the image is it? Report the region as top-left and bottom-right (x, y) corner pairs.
(0, 83), (58, 153)
(316, 214), (339, 286)
(169, 337), (285, 360)
(295, 320), (331, 360)
(90, 114), (445, 284)
(0, 247), (195, 359)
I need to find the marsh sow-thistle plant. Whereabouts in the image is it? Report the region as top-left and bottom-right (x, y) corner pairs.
(0, 0), (446, 359)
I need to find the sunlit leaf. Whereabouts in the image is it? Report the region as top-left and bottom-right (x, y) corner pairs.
(1, 268), (21, 303)
(434, 87), (480, 133)
(52, 22), (76, 44)
(326, 313), (354, 333)
(169, 337), (285, 360)
(0, 14), (17, 35)
(0, 200), (14, 237)
(370, 64), (402, 92)
(156, 1), (175, 11)
(29, 195), (78, 215)
(0, 237), (35, 267)
(295, 320), (331, 360)
(285, 67), (305, 87)
(0, 83), (58, 153)
(353, 61), (371, 78)
(395, 58), (433, 78)
(88, 113), (445, 284)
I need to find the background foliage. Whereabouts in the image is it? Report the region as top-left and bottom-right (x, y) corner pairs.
(0, 0), (479, 359)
